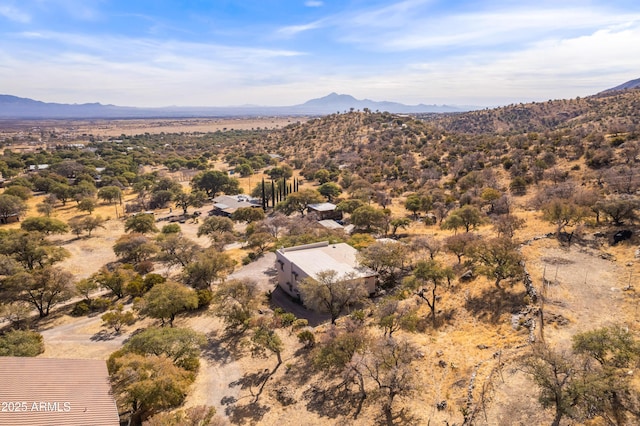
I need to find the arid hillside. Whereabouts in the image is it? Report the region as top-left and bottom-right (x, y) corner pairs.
(0, 89), (639, 426)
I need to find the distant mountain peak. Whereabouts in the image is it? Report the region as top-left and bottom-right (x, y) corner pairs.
(298, 92), (463, 113)
(303, 93), (358, 106)
(601, 77), (640, 93)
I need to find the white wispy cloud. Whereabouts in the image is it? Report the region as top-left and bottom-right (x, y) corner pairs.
(0, 4), (30, 22)
(334, 4), (640, 52)
(305, 1), (324, 7)
(10, 30), (304, 61)
(380, 23), (640, 105)
(0, 30), (308, 106)
(276, 19), (326, 37)
(35, 0), (102, 21)
(276, 0), (433, 39)
(348, 0), (435, 29)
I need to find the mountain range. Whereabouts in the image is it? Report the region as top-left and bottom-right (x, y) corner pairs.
(1, 78), (638, 119)
(0, 93), (466, 120)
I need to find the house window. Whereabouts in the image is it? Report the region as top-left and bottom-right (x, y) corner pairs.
(277, 260), (284, 271)
(292, 271), (298, 281)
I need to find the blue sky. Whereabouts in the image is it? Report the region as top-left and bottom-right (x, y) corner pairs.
(1, 0), (639, 107)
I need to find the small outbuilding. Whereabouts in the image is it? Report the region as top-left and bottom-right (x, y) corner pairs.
(308, 202), (342, 221)
(0, 213), (20, 224)
(27, 164), (50, 172)
(317, 219), (355, 234)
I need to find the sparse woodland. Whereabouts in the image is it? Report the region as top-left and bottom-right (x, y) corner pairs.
(1, 88), (640, 425)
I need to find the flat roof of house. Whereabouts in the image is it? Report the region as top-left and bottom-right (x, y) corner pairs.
(277, 241), (375, 279)
(0, 357), (120, 426)
(308, 202), (336, 212)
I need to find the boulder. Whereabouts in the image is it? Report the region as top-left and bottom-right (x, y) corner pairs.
(459, 270), (474, 281)
(613, 230), (633, 245)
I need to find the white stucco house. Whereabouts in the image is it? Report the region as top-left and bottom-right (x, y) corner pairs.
(275, 241), (377, 303)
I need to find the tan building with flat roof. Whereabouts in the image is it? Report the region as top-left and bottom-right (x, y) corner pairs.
(275, 241), (377, 303)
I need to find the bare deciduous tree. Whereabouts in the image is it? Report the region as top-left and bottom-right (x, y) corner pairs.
(299, 270), (369, 325)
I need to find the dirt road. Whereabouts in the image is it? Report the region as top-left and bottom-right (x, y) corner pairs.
(39, 313), (134, 359)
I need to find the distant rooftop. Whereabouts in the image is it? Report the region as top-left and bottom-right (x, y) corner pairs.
(308, 202), (336, 212)
(212, 194), (261, 214)
(27, 164), (49, 171)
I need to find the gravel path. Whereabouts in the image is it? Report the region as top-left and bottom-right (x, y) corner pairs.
(39, 313), (133, 359)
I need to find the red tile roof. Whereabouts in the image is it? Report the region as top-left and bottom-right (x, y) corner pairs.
(0, 357), (120, 426)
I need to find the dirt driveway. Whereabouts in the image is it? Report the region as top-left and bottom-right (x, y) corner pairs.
(39, 312), (138, 359)
(227, 252), (277, 293)
(228, 252), (331, 326)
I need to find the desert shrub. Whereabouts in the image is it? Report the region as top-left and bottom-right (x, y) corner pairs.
(510, 176), (528, 196)
(91, 297), (113, 312)
(101, 305), (136, 333)
(279, 312), (297, 327)
(135, 260), (155, 275)
(144, 274), (166, 288)
(196, 289), (214, 308)
(350, 309), (367, 323)
(292, 319), (309, 331)
(297, 330), (315, 348)
(0, 329), (44, 356)
(71, 301), (90, 317)
(161, 223), (181, 234)
(124, 276), (147, 298)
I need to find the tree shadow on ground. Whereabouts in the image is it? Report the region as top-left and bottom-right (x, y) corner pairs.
(465, 287), (526, 324)
(229, 369), (271, 392)
(35, 308), (76, 331)
(55, 236), (82, 245)
(200, 330), (239, 365)
(283, 350), (317, 386)
(202, 328), (247, 363)
(225, 400), (270, 425)
(90, 329), (117, 341)
(428, 307), (458, 329)
(373, 407), (423, 426)
(304, 384), (359, 420)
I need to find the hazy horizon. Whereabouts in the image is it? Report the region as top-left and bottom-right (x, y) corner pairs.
(1, 0), (639, 108)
